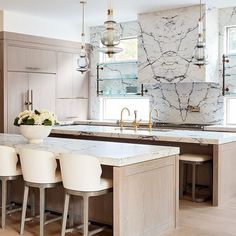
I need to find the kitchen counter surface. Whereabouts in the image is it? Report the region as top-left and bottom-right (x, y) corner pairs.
(52, 125), (236, 145)
(204, 124), (236, 132)
(0, 133), (179, 167)
(59, 120), (118, 126)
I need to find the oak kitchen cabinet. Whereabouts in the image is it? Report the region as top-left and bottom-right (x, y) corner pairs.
(0, 31), (90, 133)
(7, 46), (57, 74)
(57, 52), (88, 99)
(7, 72), (56, 134)
(55, 99), (88, 121)
(56, 51), (89, 122)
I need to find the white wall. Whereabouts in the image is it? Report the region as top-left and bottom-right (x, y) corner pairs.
(2, 10), (90, 42)
(0, 10), (3, 31)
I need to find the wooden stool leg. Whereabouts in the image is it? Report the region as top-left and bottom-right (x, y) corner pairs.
(209, 162), (213, 196)
(192, 164), (196, 202)
(83, 195), (89, 236)
(184, 164), (188, 193)
(1, 179), (7, 229)
(20, 185), (29, 235)
(68, 195), (74, 228)
(179, 161), (184, 198)
(61, 193), (70, 236)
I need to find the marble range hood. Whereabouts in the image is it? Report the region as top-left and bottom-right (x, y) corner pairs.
(138, 5), (219, 84)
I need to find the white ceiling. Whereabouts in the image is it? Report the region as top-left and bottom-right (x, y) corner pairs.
(0, 0), (235, 26)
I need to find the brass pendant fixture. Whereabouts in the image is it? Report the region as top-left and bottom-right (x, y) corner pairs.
(77, 0), (89, 73)
(193, 0), (208, 68)
(99, 0), (123, 58)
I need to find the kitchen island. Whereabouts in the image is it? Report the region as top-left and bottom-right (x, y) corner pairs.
(51, 125), (236, 206)
(0, 133), (179, 236)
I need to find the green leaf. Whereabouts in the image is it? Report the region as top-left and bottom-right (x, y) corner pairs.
(43, 119), (52, 126)
(25, 118), (35, 125)
(35, 110), (41, 115)
(14, 117), (20, 126)
(22, 116), (29, 124)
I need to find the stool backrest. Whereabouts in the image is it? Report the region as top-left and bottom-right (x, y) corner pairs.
(59, 154), (102, 192)
(19, 148), (58, 183)
(0, 145), (19, 176)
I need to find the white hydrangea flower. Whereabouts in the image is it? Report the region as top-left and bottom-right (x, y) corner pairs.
(15, 109), (57, 126)
(30, 114), (42, 125)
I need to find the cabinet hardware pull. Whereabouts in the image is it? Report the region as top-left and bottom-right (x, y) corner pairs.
(25, 67), (41, 70)
(30, 90), (34, 111)
(26, 90), (30, 110)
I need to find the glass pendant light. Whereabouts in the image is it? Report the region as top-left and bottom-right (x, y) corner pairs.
(77, 0), (89, 73)
(99, 0), (123, 58)
(193, 0), (208, 68)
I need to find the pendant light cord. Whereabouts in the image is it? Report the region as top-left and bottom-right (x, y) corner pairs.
(109, 0), (112, 10)
(82, 2), (85, 36)
(200, 0), (202, 21)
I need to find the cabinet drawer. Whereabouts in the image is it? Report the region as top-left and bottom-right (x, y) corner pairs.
(8, 46), (27, 72)
(56, 99), (88, 121)
(8, 46), (57, 74)
(26, 48), (56, 74)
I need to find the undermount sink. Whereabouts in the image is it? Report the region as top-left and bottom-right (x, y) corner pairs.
(115, 127), (172, 132)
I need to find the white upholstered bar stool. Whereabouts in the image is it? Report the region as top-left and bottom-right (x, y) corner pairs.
(180, 153), (213, 202)
(19, 148), (62, 236)
(0, 145), (22, 229)
(59, 154), (113, 236)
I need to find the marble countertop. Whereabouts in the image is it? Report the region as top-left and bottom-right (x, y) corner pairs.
(0, 133), (179, 167)
(59, 120), (118, 127)
(204, 125), (236, 132)
(52, 125), (236, 145)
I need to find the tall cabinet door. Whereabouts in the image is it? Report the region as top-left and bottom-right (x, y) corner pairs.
(28, 73), (56, 113)
(57, 52), (73, 98)
(7, 72), (28, 134)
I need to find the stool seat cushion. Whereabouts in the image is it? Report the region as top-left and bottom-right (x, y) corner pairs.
(97, 178), (113, 191)
(180, 154), (212, 162)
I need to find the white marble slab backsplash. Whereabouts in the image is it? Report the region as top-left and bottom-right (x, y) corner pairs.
(138, 5), (204, 83)
(89, 8), (225, 124)
(145, 82), (223, 124)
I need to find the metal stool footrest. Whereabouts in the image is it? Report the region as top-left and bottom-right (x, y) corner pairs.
(66, 222), (107, 236)
(6, 207), (22, 215)
(24, 212), (62, 225)
(65, 222), (91, 233)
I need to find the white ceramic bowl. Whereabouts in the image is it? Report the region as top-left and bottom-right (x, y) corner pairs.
(20, 125), (52, 144)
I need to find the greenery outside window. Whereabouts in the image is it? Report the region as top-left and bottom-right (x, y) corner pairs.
(100, 37), (138, 63)
(226, 26), (236, 55)
(225, 97), (236, 125)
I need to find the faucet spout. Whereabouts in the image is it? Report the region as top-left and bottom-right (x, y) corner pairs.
(149, 108), (159, 131)
(120, 107), (131, 130)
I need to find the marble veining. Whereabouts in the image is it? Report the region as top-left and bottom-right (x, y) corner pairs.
(52, 125), (236, 145)
(89, 13), (223, 124)
(138, 5), (205, 83)
(90, 20), (224, 124)
(145, 82), (223, 124)
(0, 133), (179, 167)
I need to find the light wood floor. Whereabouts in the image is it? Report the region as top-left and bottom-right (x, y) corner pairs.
(1, 199), (236, 235)
(163, 199), (236, 236)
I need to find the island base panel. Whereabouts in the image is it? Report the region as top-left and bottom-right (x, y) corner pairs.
(114, 155), (179, 236)
(213, 142), (236, 206)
